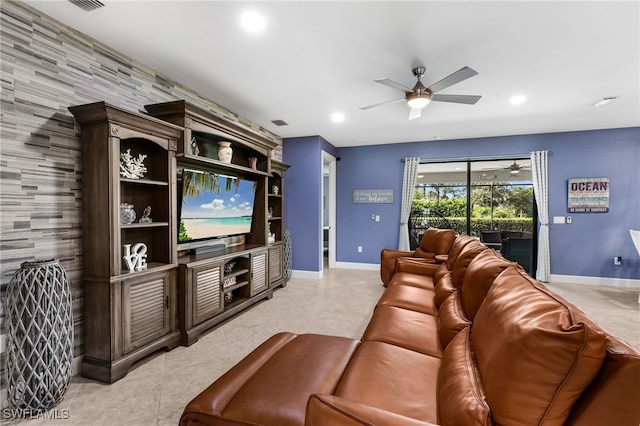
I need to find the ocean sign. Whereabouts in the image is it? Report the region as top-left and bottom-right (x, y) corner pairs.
(567, 178), (609, 213)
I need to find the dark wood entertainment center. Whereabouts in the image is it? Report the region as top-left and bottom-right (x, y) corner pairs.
(70, 100), (288, 383)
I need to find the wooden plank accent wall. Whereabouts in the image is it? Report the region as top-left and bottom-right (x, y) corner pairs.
(0, 0), (282, 369)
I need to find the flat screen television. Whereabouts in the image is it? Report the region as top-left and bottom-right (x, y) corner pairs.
(178, 169), (256, 245)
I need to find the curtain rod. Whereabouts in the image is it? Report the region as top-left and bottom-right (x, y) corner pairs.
(401, 152), (553, 163)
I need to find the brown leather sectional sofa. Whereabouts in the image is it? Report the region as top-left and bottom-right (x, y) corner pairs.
(180, 231), (640, 426)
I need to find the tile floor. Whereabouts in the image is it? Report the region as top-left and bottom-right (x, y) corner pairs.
(6, 267), (639, 426)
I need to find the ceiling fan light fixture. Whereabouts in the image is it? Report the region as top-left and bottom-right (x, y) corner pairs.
(510, 95), (527, 105)
(407, 93), (431, 109)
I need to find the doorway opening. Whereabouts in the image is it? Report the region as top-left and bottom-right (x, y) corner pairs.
(322, 152), (337, 271)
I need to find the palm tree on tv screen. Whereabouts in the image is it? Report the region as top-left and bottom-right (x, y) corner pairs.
(182, 170), (219, 199)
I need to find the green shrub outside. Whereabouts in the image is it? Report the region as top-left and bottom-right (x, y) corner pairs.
(412, 191), (535, 237)
(446, 217), (534, 237)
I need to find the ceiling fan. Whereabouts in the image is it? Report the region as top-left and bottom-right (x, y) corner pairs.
(360, 66), (482, 120)
(505, 161), (530, 175)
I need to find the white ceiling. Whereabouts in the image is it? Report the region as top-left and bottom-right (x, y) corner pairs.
(24, 1), (640, 147)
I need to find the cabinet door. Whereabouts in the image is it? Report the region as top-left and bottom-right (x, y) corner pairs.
(122, 270), (173, 354)
(268, 244), (283, 284)
(192, 263), (223, 325)
(250, 251), (268, 296)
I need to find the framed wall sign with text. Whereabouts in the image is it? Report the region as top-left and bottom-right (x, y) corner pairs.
(567, 177), (609, 213)
(353, 189), (394, 204)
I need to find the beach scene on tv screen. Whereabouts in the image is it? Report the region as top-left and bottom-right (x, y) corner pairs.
(179, 171), (255, 242)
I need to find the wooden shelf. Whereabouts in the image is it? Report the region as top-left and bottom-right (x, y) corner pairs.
(177, 243), (264, 264)
(69, 101), (182, 383)
(222, 281), (249, 293)
(121, 221), (169, 229)
(225, 268), (250, 279)
(121, 178), (169, 186)
(113, 262), (177, 282)
(177, 154), (271, 177)
(142, 100), (286, 346)
(225, 296), (250, 310)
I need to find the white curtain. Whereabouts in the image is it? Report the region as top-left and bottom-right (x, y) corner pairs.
(399, 157), (420, 251)
(531, 150), (550, 282)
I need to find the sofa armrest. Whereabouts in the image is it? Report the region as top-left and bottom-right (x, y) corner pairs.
(305, 394), (438, 426)
(395, 258), (439, 276)
(380, 249), (414, 286)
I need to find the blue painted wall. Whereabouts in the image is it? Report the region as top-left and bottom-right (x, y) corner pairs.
(283, 135), (336, 272)
(546, 128), (640, 279)
(332, 127), (640, 280)
(284, 127), (640, 279)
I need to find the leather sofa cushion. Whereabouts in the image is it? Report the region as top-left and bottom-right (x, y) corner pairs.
(460, 249), (512, 321)
(437, 328), (492, 426)
(376, 284), (438, 316)
(388, 271), (435, 291)
(395, 258), (439, 280)
(416, 227), (456, 257)
(380, 248), (414, 286)
(451, 241), (487, 289)
(306, 394), (437, 426)
(182, 333), (360, 426)
(434, 272), (455, 308)
(335, 340), (440, 423)
(566, 335), (640, 426)
(432, 263), (449, 284)
(362, 305), (442, 358)
(437, 292), (470, 349)
(471, 266), (607, 425)
(445, 235), (476, 270)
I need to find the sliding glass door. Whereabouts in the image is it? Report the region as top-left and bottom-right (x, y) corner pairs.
(412, 158), (536, 276)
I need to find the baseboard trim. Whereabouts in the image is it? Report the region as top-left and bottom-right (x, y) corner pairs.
(291, 270), (323, 280)
(73, 355), (82, 376)
(334, 262), (380, 271)
(549, 274), (640, 289)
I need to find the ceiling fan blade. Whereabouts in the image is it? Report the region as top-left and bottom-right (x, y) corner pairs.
(359, 98), (405, 110)
(408, 107), (421, 120)
(431, 94), (482, 105)
(374, 78), (414, 94)
(426, 66), (478, 94)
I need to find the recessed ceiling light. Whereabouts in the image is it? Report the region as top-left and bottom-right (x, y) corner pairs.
(592, 97), (617, 107)
(331, 112), (345, 123)
(510, 95), (527, 105)
(240, 11), (266, 33)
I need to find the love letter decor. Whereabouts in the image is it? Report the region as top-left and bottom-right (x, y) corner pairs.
(123, 243), (148, 272)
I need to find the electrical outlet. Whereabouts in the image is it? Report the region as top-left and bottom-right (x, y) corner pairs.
(358, 246), (362, 253)
(375, 215), (380, 222)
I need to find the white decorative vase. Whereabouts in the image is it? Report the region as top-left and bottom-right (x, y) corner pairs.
(217, 141), (233, 164)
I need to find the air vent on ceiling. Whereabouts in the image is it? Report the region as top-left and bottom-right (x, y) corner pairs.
(68, 0), (105, 12)
(271, 119), (288, 127)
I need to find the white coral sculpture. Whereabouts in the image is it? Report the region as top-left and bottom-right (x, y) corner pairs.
(120, 149), (147, 179)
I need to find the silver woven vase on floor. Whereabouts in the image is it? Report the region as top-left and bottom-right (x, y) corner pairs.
(284, 229), (293, 281)
(6, 259), (74, 415)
